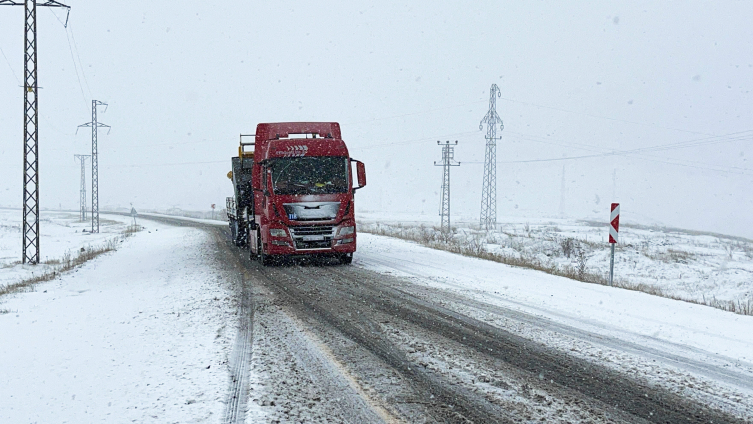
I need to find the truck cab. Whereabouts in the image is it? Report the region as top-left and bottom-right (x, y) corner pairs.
(235, 122), (365, 265)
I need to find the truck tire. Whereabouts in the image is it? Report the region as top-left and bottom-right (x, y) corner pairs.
(339, 253), (353, 265)
(257, 231), (274, 266)
(235, 220), (248, 247)
(238, 222), (247, 247)
(229, 219), (237, 241)
(232, 220), (240, 246)
(260, 250), (274, 266)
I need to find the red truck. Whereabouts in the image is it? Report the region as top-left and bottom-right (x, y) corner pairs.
(227, 122), (366, 265)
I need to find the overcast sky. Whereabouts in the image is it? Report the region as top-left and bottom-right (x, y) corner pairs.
(1, 1), (751, 237)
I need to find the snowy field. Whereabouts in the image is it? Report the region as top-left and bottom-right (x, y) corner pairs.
(357, 212), (753, 313)
(0, 209), (135, 294)
(0, 215), (235, 423)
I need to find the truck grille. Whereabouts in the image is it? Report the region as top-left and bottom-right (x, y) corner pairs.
(289, 225), (335, 250)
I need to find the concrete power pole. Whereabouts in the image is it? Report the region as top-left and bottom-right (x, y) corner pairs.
(1, 0), (71, 264)
(479, 84), (504, 231)
(77, 100), (110, 233)
(434, 140), (460, 235)
(74, 154), (90, 222)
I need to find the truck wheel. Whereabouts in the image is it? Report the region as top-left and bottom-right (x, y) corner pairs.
(238, 224), (247, 247)
(229, 219), (237, 241)
(260, 250), (274, 266)
(257, 231), (274, 266)
(232, 220), (241, 246)
(339, 253), (353, 265)
(250, 230), (259, 261)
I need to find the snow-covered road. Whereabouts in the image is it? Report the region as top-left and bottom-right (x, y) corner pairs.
(1, 213), (752, 423)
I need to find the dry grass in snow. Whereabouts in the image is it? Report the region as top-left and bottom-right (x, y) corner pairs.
(358, 220), (753, 316)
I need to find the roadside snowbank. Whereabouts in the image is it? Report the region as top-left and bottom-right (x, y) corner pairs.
(0, 209), (133, 293)
(357, 232), (753, 367)
(0, 219), (234, 423)
(358, 214), (753, 311)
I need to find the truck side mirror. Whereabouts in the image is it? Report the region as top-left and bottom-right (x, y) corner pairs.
(355, 160), (366, 190)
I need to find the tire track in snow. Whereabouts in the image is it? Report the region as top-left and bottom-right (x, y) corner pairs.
(262, 264), (514, 423)
(220, 240), (255, 423)
(361, 253), (753, 401)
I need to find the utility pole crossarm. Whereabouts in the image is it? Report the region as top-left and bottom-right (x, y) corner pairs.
(0, 1), (69, 5)
(479, 84), (503, 131)
(0, 1), (70, 26)
(77, 122), (111, 134)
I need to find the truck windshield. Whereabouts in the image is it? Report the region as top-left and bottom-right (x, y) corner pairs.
(270, 156), (348, 195)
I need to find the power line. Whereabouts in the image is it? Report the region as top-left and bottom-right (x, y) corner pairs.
(104, 159), (227, 168)
(66, 20), (92, 98)
(498, 96), (715, 136)
(503, 130), (753, 160)
(0, 45), (20, 83)
(357, 130), (478, 150)
(463, 134), (753, 175)
(345, 100), (486, 126)
(1, 40), (76, 136)
(475, 129), (753, 174)
(64, 27), (88, 110)
(46, 8), (89, 111)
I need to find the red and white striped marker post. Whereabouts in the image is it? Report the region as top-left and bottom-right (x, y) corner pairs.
(609, 203), (620, 286)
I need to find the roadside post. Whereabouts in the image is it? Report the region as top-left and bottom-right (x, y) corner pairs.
(609, 203), (620, 286)
(211, 203), (216, 220)
(130, 206), (138, 227)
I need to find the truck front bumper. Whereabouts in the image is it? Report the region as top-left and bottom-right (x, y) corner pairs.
(265, 241), (356, 255)
(266, 236), (356, 255)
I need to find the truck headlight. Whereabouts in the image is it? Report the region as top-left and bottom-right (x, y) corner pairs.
(338, 226), (354, 236)
(269, 228), (287, 237)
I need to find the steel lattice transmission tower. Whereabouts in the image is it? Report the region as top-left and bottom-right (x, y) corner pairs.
(479, 84), (504, 231)
(1, 0), (71, 264)
(78, 100), (110, 233)
(73, 154), (90, 222)
(434, 140), (460, 234)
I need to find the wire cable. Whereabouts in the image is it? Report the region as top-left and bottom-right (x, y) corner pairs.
(67, 20), (92, 99)
(344, 100), (486, 126)
(498, 96), (715, 136)
(0, 45), (20, 84)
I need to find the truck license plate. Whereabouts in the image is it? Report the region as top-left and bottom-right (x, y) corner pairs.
(302, 235), (325, 241)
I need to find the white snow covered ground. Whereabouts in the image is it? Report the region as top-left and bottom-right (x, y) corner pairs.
(0, 216), (235, 423)
(2, 210), (752, 422)
(358, 212), (753, 310)
(0, 209), (134, 291)
(356, 231), (753, 406)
